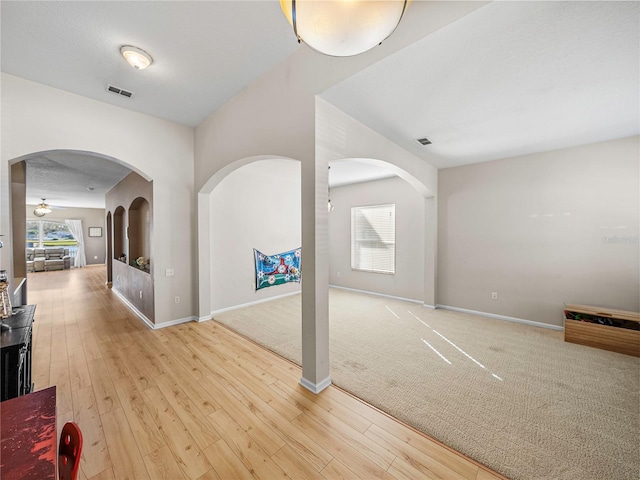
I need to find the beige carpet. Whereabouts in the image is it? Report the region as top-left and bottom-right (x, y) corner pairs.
(214, 289), (640, 480)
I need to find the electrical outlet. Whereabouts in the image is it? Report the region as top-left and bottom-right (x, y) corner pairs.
(175, 296), (180, 304)
(492, 292), (498, 300)
(166, 269), (174, 277)
(94, 255), (98, 260)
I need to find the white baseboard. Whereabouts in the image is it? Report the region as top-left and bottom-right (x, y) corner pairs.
(436, 304), (564, 331)
(211, 290), (301, 316)
(423, 304), (436, 310)
(329, 285), (423, 305)
(300, 376), (332, 394)
(112, 288), (154, 329)
(112, 288), (195, 330)
(198, 314), (213, 322)
(154, 316), (196, 329)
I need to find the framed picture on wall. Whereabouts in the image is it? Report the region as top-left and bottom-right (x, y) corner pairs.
(88, 227), (102, 237)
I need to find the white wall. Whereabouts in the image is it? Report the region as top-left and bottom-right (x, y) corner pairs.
(210, 159), (301, 311)
(1, 74), (194, 325)
(26, 205), (106, 265)
(329, 176), (425, 301)
(438, 135), (640, 326)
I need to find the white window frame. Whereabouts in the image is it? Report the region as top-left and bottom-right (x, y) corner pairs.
(351, 203), (396, 274)
(26, 220), (79, 258)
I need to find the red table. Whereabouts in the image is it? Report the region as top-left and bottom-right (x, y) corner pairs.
(0, 386), (57, 480)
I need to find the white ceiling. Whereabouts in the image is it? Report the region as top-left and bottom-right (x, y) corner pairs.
(0, 1), (298, 128)
(2, 1), (638, 205)
(25, 152), (132, 209)
(321, 1), (640, 169)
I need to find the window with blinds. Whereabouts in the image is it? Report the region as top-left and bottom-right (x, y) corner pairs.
(351, 204), (396, 274)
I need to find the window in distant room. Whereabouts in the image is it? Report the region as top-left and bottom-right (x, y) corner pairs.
(351, 204), (396, 274)
(26, 220), (79, 259)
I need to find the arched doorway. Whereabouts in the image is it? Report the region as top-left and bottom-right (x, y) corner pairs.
(197, 155), (302, 319)
(6, 149), (151, 306)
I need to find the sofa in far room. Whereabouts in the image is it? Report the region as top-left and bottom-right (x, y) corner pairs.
(26, 247), (71, 272)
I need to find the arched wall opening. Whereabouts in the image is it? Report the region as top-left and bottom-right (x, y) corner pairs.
(4, 149), (152, 308)
(315, 98), (439, 308)
(198, 155), (302, 318)
(327, 159), (430, 302)
(208, 158), (301, 313)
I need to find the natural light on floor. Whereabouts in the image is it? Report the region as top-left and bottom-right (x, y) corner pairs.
(405, 309), (504, 380)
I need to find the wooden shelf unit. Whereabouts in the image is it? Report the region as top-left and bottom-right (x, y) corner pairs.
(564, 304), (640, 357)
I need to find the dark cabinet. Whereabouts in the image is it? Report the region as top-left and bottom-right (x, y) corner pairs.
(1, 305), (35, 402)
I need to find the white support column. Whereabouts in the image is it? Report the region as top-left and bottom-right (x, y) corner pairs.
(197, 192), (212, 321)
(299, 157), (331, 393)
(424, 196), (438, 308)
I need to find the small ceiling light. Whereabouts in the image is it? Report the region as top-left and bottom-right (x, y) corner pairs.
(280, 0), (410, 57)
(120, 45), (153, 70)
(34, 199), (52, 217)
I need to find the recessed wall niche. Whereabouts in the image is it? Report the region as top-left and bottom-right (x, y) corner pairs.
(128, 197), (151, 272)
(113, 206), (126, 263)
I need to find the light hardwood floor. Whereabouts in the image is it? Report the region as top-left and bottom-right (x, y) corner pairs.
(28, 266), (505, 480)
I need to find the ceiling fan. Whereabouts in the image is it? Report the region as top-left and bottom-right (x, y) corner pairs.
(33, 199), (52, 217)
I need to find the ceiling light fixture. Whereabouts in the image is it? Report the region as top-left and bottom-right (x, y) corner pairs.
(33, 199), (52, 217)
(280, 0), (410, 57)
(120, 45), (153, 70)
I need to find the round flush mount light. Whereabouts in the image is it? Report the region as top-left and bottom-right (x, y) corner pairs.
(120, 45), (153, 70)
(280, 0), (410, 57)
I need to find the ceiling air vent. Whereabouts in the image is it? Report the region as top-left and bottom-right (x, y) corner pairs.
(107, 84), (134, 98)
(416, 137), (432, 146)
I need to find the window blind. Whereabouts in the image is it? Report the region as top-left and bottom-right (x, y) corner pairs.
(351, 204), (396, 274)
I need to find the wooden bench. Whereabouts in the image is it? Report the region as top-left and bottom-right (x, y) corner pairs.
(564, 304), (640, 357)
